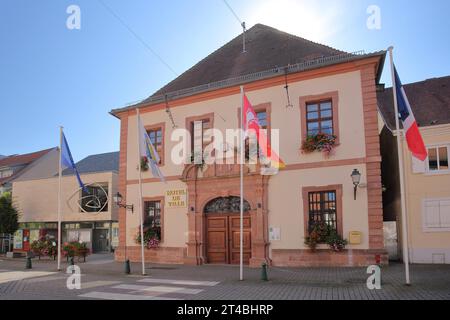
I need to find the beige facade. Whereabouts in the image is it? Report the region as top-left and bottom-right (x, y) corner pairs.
(13, 172), (118, 223)
(114, 56), (387, 267)
(400, 124), (450, 264)
(12, 171), (119, 252)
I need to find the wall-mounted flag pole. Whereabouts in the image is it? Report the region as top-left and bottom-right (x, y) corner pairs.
(57, 128), (87, 271)
(388, 46), (428, 285)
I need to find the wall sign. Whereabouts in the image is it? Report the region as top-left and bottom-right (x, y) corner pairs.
(13, 230), (23, 250)
(166, 189), (187, 208)
(269, 227), (281, 241)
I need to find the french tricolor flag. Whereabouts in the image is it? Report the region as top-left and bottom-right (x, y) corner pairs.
(394, 67), (428, 161)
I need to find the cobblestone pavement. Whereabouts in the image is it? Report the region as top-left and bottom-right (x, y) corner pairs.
(0, 254), (449, 300)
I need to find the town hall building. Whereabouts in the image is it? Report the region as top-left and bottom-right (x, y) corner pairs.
(110, 24), (387, 267)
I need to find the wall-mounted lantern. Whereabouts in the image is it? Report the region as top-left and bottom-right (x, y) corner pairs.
(351, 169), (362, 200)
(113, 192), (134, 213)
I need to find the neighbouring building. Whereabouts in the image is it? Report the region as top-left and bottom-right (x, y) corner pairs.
(110, 24), (387, 267)
(0, 148), (58, 196)
(0, 148), (58, 253)
(379, 75), (450, 264)
(12, 152), (120, 254)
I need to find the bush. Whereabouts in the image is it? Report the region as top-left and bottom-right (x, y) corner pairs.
(304, 222), (348, 252)
(63, 241), (90, 260)
(135, 228), (160, 249)
(30, 237), (58, 260)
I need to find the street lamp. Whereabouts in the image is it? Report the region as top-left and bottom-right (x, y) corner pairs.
(351, 169), (362, 200)
(113, 192), (133, 274)
(113, 192), (134, 213)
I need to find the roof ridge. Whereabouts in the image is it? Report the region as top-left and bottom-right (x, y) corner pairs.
(253, 23), (346, 56)
(150, 23), (345, 98)
(383, 75), (450, 90)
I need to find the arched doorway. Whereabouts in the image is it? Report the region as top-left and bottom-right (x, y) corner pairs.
(204, 197), (252, 265)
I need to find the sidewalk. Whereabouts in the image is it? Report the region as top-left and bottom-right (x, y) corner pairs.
(0, 255), (449, 300)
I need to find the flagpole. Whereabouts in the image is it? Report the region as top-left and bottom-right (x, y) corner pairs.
(136, 109), (147, 276)
(388, 46), (411, 285)
(240, 86), (244, 281)
(57, 126), (63, 271)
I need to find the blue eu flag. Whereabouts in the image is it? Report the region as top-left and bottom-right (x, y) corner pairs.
(61, 133), (87, 192)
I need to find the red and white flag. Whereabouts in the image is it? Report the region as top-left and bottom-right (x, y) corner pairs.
(243, 94), (285, 169)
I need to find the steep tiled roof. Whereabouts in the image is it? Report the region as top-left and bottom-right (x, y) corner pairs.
(111, 23), (386, 115)
(0, 148), (55, 185)
(378, 76), (450, 129)
(62, 152), (119, 176)
(150, 24), (345, 98)
(0, 148), (53, 168)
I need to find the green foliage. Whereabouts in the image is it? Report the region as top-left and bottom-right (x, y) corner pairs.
(63, 241), (90, 258)
(135, 228), (160, 249)
(0, 193), (19, 235)
(30, 237), (58, 259)
(301, 133), (337, 157)
(304, 221), (348, 252)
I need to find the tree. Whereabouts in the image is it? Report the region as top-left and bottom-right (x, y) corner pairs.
(0, 192), (19, 235)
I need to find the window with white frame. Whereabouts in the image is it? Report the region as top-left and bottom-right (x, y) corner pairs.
(427, 145), (449, 173)
(423, 198), (450, 232)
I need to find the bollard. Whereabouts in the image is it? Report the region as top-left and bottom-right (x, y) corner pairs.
(125, 259), (131, 274)
(261, 263), (268, 281)
(375, 254), (383, 285)
(25, 257), (32, 269)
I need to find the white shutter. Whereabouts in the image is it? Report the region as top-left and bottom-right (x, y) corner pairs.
(412, 155), (426, 174)
(424, 200), (441, 228)
(439, 200), (450, 228)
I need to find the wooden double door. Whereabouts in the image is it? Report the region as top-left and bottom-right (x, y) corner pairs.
(206, 214), (251, 265)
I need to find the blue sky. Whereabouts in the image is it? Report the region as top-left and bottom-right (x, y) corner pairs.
(1, 0), (449, 161)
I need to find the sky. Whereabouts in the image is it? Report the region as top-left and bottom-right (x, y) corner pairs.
(1, 0), (449, 161)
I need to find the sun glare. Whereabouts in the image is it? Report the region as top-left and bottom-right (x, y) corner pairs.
(247, 0), (344, 43)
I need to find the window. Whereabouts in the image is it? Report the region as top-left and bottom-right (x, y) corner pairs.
(306, 100), (334, 136)
(423, 198), (450, 232)
(144, 200), (163, 241)
(256, 110), (268, 129)
(307, 191), (338, 234)
(302, 185), (343, 238)
(240, 104), (271, 161)
(81, 185), (109, 213)
(427, 146), (449, 172)
(0, 170), (13, 178)
(300, 92), (340, 144)
(145, 123), (165, 165)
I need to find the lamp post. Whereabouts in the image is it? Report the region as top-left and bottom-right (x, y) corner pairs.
(113, 192), (133, 274)
(351, 169), (362, 200)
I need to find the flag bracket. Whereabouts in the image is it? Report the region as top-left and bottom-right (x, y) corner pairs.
(284, 66), (294, 108)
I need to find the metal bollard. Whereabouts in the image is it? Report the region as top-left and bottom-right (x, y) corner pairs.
(261, 262), (268, 281)
(124, 259), (131, 274)
(26, 257), (32, 269)
(376, 254), (383, 285)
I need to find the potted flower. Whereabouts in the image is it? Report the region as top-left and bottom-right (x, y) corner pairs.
(135, 229), (161, 249)
(325, 229), (348, 252)
(304, 221), (328, 252)
(31, 237), (46, 260)
(301, 133), (337, 157)
(140, 156), (149, 171)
